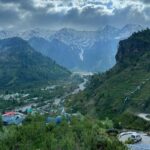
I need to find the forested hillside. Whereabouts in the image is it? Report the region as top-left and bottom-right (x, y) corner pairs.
(0, 37), (71, 90)
(67, 29), (150, 119)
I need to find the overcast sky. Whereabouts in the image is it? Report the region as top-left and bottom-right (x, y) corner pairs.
(0, 0), (150, 31)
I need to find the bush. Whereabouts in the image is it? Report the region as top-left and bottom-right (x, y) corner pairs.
(125, 138), (134, 144)
(0, 115), (127, 150)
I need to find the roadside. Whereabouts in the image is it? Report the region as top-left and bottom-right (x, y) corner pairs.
(137, 113), (150, 121)
(119, 131), (150, 150)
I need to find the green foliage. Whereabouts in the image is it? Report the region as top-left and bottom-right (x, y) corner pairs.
(116, 112), (150, 131)
(0, 37), (71, 91)
(101, 118), (114, 129)
(125, 138), (134, 144)
(116, 29), (150, 65)
(0, 115), (126, 150)
(0, 115), (2, 131)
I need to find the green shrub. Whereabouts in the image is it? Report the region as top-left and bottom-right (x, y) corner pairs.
(0, 115), (127, 150)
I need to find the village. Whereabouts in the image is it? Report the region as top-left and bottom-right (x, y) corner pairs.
(0, 73), (88, 126)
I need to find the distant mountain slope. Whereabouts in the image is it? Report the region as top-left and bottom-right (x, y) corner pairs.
(67, 29), (150, 118)
(29, 24), (145, 72)
(0, 24), (145, 72)
(0, 28), (55, 40)
(29, 37), (81, 70)
(0, 37), (70, 89)
(83, 39), (118, 72)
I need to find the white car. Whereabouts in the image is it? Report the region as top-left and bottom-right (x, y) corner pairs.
(130, 133), (142, 143)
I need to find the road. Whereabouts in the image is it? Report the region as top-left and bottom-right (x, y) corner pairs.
(128, 144), (150, 150)
(137, 113), (150, 121)
(45, 74), (89, 114)
(119, 131), (150, 150)
(71, 78), (88, 95)
(59, 77), (88, 113)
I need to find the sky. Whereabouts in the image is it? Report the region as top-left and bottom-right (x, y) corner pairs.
(0, 0), (150, 31)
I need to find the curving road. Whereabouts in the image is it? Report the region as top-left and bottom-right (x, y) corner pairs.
(128, 144), (150, 150)
(119, 131), (150, 150)
(137, 113), (150, 121)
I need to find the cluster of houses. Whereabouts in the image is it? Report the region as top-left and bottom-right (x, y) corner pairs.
(1, 102), (83, 126)
(1, 104), (34, 125)
(0, 93), (30, 101)
(2, 112), (25, 125)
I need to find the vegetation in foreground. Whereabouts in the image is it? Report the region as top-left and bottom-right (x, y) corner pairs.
(0, 115), (126, 150)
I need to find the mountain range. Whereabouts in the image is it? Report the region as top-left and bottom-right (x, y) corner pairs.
(0, 24), (145, 72)
(0, 24), (144, 72)
(0, 37), (70, 90)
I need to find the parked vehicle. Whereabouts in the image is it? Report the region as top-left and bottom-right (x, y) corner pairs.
(129, 133), (142, 143)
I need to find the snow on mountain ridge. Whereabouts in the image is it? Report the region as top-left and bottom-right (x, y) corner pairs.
(50, 28), (97, 49)
(117, 24), (144, 39)
(0, 24), (145, 44)
(0, 24), (146, 63)
(0, 28), (55, 40)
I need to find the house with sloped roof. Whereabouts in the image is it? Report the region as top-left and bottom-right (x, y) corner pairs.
(2, 112), (25, 125)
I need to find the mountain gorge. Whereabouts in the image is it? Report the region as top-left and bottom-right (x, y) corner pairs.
(0, 24), (144, 72)
(0, 37), (71, 90)
(31, 24), (144, 72)
(67, 29), (150, 119)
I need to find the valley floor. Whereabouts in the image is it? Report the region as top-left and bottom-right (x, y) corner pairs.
(0, 72), (88, 115)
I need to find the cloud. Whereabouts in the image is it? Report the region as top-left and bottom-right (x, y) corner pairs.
(0, 3), (20, 28)
(140, 0), (150, 4)
(0, 0), (149, 30)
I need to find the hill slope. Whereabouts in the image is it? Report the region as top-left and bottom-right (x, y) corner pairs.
(29, 37), (81, 70)
(0, 37), (70, 89)
(67, 29), (150, 118)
